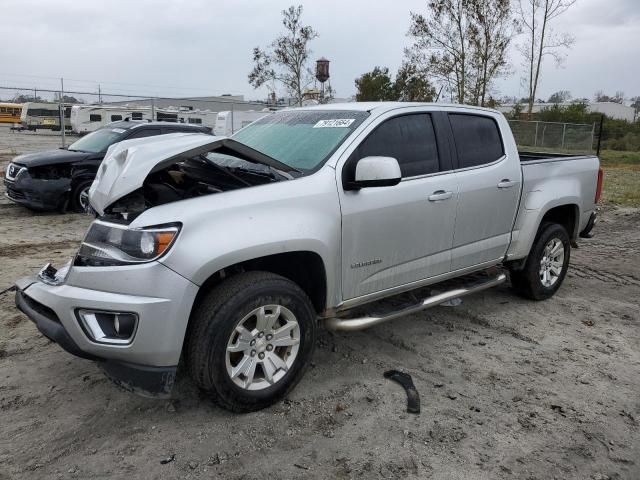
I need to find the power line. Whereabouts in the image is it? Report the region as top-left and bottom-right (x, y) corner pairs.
(0, 72), (249, 97)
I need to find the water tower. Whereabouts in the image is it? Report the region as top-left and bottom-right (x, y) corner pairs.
(315, 57), (330, 102)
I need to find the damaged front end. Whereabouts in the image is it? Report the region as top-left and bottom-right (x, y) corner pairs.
(89, 133), (296, 221)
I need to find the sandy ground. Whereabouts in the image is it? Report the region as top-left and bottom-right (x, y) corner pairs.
(0, 126), (639, 480)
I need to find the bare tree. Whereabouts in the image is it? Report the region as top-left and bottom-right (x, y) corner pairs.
(406, 0), (517, 106)
(594, 90), (625, 104)
(518, 0), (576, 115)
(467, 0), (519, 106)
(248, 5), (318, 106)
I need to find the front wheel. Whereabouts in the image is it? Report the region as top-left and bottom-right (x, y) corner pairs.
(187, 271), (317, 412)
(509, 222), (571, 300)
(70, 180), (93, 212)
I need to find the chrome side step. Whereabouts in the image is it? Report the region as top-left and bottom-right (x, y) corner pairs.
(325, 273), (507, 332)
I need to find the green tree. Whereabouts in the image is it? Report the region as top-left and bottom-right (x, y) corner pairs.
(354, 67), (396, 101)
(406, 0), (517, 106)
(248, 5), (318, 106)
(394, 64), (436, 101)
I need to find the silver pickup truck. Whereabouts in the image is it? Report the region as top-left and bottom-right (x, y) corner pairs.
(14, 103), (602, 412)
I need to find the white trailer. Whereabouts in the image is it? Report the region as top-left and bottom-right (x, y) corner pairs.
(70, 105), (153, 134)
(213, 110), (272, 136)
(71, 105), (218, 134)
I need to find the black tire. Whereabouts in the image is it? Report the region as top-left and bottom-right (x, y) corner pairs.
(509, 222), (571, 300)
(187, 271), (317, 413)
(70, 180), (93, 212)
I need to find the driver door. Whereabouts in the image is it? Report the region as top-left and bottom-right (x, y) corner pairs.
(338, 112), (458, 301)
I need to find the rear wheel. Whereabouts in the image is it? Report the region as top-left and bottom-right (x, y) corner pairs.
(187, 271), (316, 412)
(509, 222), (570, 300)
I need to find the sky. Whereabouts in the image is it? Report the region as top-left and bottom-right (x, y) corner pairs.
(1, 0), (639, 103)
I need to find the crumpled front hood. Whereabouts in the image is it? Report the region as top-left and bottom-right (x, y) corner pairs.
(89, 132), (294, 216)
(89, 133), (221, 215)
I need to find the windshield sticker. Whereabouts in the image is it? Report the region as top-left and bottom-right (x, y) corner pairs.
(111, 128), (126, 134)
(313, 119), (355, 128)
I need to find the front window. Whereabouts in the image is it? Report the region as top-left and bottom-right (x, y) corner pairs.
(68, 128), (124, 153)
(232, 110), (369, 171)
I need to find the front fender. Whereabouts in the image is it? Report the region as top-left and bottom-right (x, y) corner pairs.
(138, 167), (343, 308)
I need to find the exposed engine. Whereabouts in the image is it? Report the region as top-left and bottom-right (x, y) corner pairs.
(101, 154), (285, 221)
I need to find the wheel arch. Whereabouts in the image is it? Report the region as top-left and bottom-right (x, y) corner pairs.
(189, 250), (328, 318)
(506, 202), (580, 269)
(538, 203), (580, 240)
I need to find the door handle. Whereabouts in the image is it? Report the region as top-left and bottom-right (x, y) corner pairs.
(428, 190), (453, 202)
(497, 179), (517, 189)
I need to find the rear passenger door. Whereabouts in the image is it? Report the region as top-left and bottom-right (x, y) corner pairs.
(447, 113), (521, 270)
(339, 111), (458, 301)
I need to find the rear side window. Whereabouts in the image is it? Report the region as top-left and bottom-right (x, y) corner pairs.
(90, 114), (101, 122)
(449, 114), (504, 168)
(352, 114), (439, 178)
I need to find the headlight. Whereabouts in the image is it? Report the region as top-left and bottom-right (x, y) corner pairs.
(75, 221), (180, 267)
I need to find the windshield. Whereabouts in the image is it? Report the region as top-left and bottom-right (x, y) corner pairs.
(68, 128), (125, 153)
(231, 110), (369, 171)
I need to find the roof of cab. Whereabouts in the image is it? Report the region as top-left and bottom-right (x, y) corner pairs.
(296, 101), (501, 115)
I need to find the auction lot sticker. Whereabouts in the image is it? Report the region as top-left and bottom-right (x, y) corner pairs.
(313, 119), (355, 128)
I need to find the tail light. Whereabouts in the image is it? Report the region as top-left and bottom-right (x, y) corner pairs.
(595, 167), (603, 203)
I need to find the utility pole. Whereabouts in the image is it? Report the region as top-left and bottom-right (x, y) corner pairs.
(98, 84), (102, 104)
(60, 78), (66, 148)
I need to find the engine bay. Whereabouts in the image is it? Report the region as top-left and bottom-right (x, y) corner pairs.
(101, 153), (288, 221)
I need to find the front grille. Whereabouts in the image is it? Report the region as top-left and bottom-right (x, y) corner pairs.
(6, 186), (26, 200)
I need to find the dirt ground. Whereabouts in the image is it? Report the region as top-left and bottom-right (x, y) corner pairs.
(1, 126), (639, 480)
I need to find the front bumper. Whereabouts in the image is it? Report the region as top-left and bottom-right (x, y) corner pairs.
(15, 261), (199, 397)
(4, 174), (70, 211)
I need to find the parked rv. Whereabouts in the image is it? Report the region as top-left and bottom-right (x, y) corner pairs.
(213, 110), (271, 136)
(70, 105), (218, 134)
(70, 105), (153, 134)
(20, 102), (72, 131)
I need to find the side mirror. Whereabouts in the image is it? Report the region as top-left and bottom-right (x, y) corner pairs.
(347, 156), (401, 190)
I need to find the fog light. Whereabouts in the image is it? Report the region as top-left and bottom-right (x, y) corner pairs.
(77, 309), (138, 345)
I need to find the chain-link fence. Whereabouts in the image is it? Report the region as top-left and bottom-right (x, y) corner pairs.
(508, 120), (597, 154)
(0, 84), (286, 147)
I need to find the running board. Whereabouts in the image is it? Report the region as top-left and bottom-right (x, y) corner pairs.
(325, 273), (507, 332)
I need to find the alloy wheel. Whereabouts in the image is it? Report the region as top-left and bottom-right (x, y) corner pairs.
(225, 305), (300, 390)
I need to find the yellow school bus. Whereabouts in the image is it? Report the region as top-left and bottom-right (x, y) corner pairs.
(0, 103), (23, 124)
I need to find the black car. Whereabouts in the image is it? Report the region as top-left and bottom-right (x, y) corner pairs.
(4, 120), (212, 212)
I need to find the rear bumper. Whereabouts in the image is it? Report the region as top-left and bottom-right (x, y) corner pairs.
(579, 211), (597, 238)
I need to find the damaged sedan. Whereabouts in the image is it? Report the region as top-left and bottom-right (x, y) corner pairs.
(4, 120), (211, 212)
